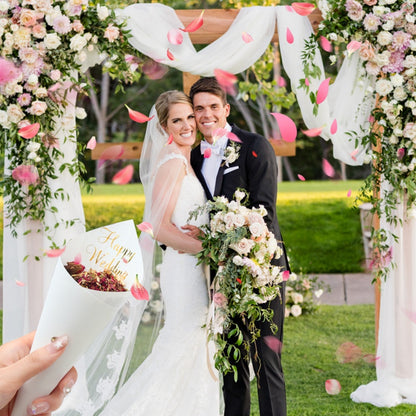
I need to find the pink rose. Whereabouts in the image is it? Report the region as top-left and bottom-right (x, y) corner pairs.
(28, 100), (47, 116)
(363, 0), (377, 5)
(104, 24), (120, 43)
(359, 41), (375, 61)
(12, 165), (39, 186)
(50, 69), (61, 81)
(213, 292), (228, 308)
(72, 20), (84, 33)
(19, 9), (38, 27)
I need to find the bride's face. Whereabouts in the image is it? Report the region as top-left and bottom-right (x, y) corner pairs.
(164, 103), (196, 147)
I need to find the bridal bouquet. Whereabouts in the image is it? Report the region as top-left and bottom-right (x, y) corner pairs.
(189, 190), (284, 379)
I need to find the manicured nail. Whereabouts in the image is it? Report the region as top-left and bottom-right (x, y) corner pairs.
(63, 378), (75, 395)
(46, 335), (68, 354)
(28, 401), (50, 415)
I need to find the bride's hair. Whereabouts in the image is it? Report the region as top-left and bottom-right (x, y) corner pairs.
(155, 90), (192, 127)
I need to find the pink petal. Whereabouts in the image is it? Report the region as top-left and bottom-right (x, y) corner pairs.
(282, 270), (290, 281)
(297, 174), (306, 181)
(137, 222), (154, 238)
(319, 36), (332, 52)
(16, 280), (25, 287)
(351, 148), (359, 161)
(301, 127), (323, 137)
(45, 247), (65, 258)
(167, 48), (175, 61)
(286, 27), (294, 44)
(403, 308), (416, 324)
(12, 165), (39, 186)
(363, 354), (379, 364)
(18, 122), (40, 139)
(271, 113), (297, 142)
(323, 158), (335, 178)
(126, 105), (154, 123)
(285, 5), (294, 12)
(0, 58), (21, 85)
(325, 379), (341, 395)
(381, 246), (392, 267)
(397, 148), (405, 161)
(214, 68), (238, 96)
(278, 76), (286, 87)
(142, 59), (168, 80)
(252, 151), (258, 158)
(242, 31), (253, 43)
(86, 136), (96, 150)
(212, 128), (228, 142)
(264, 336), (282, 353)
(347, 40), (362, 54)
(226, 131), (242, 143)
(180, 10), (204, 33)
(74, 253), (82, 264)
(204, 148), (212, 158)
(291, 2), (315, 16)
(112, 164), (134, 185)
(97, 145), (124, 169)
(305, 78), (310, 86)
(167, 134), (173, 145)
(368, 115), (375, 123)
(347, 189), (352, 197)
(316, 77), (330, 105)
(131, 281), (149, 300)
(167, 28), (183, 45)
(330, 119), (338, 135)
(336, 341), (362, 363)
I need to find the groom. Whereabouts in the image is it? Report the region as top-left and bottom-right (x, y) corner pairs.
(189, 77), (289, 416)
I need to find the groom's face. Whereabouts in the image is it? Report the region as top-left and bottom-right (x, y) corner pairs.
(193, 92), (230, 144)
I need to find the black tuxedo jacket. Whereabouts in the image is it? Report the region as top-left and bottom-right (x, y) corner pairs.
(191, 124), (289, 271)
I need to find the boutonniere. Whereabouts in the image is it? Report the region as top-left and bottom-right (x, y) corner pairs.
(222, 141), (241, 167)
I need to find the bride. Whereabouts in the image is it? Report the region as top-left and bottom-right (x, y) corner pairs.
(99, 90), (220, 415)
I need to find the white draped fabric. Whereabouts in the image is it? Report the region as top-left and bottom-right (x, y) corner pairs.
(2, 3), (410, 412)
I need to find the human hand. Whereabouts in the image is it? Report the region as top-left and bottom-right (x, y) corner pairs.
(181, 224), (204, 240)
(0, 332), (77, 416)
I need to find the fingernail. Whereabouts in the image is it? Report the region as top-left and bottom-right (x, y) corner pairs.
(63, 378), (75, 395)
(46, 335), (68, 354)
(28, 401), (50, 415)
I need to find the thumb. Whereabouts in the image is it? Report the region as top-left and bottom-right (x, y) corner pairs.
(6, 335), (68, 388)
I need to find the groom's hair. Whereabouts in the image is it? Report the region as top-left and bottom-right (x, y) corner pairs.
(189, 77), (228, 106)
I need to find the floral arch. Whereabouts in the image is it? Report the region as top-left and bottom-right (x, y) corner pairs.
(1, 0), (415, 411)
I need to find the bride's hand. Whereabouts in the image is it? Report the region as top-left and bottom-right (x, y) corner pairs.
(181, 224), (204, 240)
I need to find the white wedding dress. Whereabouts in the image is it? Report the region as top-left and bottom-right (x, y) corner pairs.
(100, 154), (220, 416)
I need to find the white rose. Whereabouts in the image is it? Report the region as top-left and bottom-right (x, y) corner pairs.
(249, 222), (265, 238)
(377, 31), (393, 46)
(404, 55), (416, 68)
(27, 141), (41, 152)
(7, 104), (24, 123)
(390, 74), (404, 87)
(230, 238), (255, 256)
(0, 1), (9, 12)
(290, 304), (302, 317)
(35, 87), (48, 98)
(394, 87), (407, 102)
(97, 4), (109, 20)
(411, 40), (416, 51)
(289, 272), (298, 281)
(375, 79), (393, 96)
(27, 151), (38, 160)
(70, 33), (87, 51)
(0, 110), (11, 129)
(233, 214), (246, 228)
(389, 135), (399, 144)
(314, 289), (324, 298)
(373, 6), (387, 16)
(27, 74), (38, 85)
(44, 33), (61, 49)
(292, 293), (304, 304)
(382, 19), (394, 31)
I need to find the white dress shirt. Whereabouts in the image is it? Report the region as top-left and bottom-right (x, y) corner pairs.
(201, 123), (231, 196)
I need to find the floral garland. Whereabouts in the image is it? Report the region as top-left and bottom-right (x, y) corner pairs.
(302, 0), (416, 278)
(0, 0), (142, 241)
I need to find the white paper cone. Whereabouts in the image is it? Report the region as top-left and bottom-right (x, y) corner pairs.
(12, 220), (144, 416)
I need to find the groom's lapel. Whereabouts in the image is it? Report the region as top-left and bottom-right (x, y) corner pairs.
(192, 146), (213, 200)
(213, 140), (229, 197)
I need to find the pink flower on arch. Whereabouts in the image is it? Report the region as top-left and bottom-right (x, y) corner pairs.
(391, 31), (411, 53)
(12, 165), (39, 186)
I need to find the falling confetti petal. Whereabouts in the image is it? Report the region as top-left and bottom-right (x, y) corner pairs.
(291, 2), (315, 16)
(19, 123), (40, 139)
(236, 278), (242, 284)
(142, 59), (168, 80)
(112, 164), (134, 185)
(302, 127), (323, 137)
(252, 151), (258, 158)
(264, 336), (282, 353)
(167, 28), (183, 45)
(316, 78), (331, 105)
(297, 174), (306, 181)
(204, 148), (212, 158)
(214, 68), (238, 96)
(16, 280), (25, 287)
(98, 145), (124, 169)
(347, 189), (352, 197)
(167, 48), (175, 61)
(46, 247), (65, 258)
(305, 77), (310, 86)
(347, 40), (362, 54)
(282, 270), (290, 281)
(319, 36), (332, 52)
(242, 32), (253, 43)
(351, 148), (359, 161)
(86, 136), (96, 150)
(212, 128), (228, 143)
(336, 342), (362, 363)
(323, 158), (335, 178)
(325, 379), (341, 395)
(131, 275), (149, 300)
(167, 134), (173, 145)
(137, 222), (154, 238)
(271, 113), (297, 142)
(286, 27), (294, 44)
(368, 115), (375, 123)
(126, 105), (154, 123)
(314, 289), (323, 298)
(74, 253), (82, 264)
(330, 119), (338, 135)
(278, 77), (286, 87)
(285, 5), (294, 12)
(227, 131), (242, 143)
(180, 10), (204, 33)
(122, 257), (128, 264)
(397, 148), (405, 161)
